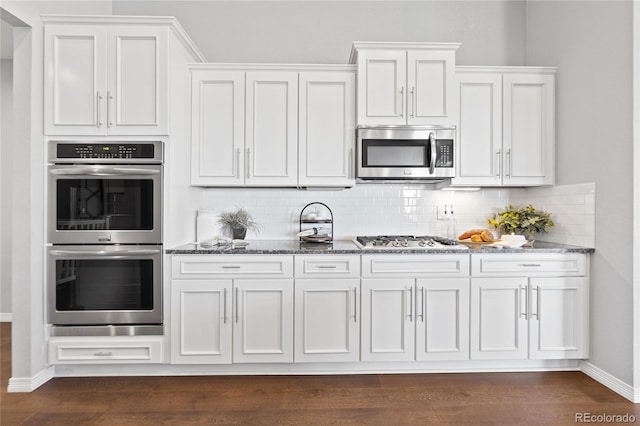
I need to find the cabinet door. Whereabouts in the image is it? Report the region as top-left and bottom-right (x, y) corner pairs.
(529, 277), (588, 359)
(356, 50), (406, 125)
(233, 279), (294, 363)
(294, 279), (360, 362)
(361, 279), (415, 362)
(470, 277), (528, 360)
(452, 72), (503, 186)
(502, 73), (555, 186)
(106, 26), (168, 135)
(245, 71), (298, 186)
(298, 72), (355, 187)
(170, 280), (232, 364)
(190, 70), (245, 186)
(44, 25), (108, 135)
(407, 50), (457, 125)
(416, 278), (470, 361)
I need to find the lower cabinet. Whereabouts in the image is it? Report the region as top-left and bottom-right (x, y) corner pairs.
(170, 278), (294, 364)
(294, 278), (360, 362)
(166, 252), (589, 368)
(470, 276), (588, 360)
(361, 278), (470, 362)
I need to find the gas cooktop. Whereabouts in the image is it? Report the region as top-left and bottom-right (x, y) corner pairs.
(354, 235), (468, 250)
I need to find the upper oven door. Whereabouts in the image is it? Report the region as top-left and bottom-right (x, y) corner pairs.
(48, 164), (162, 244)
(357, 127), (455, 179)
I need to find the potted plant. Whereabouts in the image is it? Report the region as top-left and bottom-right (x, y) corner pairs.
(217, 208), (261, 240)
(487, 204), (554, 240)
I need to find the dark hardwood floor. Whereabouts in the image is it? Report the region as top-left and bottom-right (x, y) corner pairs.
(1, 322), (638, 425)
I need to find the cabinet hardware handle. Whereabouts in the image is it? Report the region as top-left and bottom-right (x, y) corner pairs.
(235, 148), (240, 179)
(94, 351), (113, 357)
(398, 86), (405, 118)
(506, 148), (512, 178)
(96, 91), (103, 127)
(222, 265), (241, 269)
(520, 285), (528, 319)
(348, 148), (353, 179)
(245, 148), (251, 179)
(532, 286), (539, 319)
(223, 288), (228, 324)
(316, 265), (337, 269)
(496, 149), (501, 177)
(419, 287), (425, 322)
(352, 287), (358, 322)
(235, 288), (240, 323)
(407, 287), (414, 322)
(410, 86), (415, 118)
(107, 91), (113, 127)
(518, 264), (541, 267)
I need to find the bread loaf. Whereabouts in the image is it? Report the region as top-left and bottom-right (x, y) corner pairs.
(458, 229), (484, 240)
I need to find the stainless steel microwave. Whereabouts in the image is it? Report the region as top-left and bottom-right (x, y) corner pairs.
(356, 126), (456, 181)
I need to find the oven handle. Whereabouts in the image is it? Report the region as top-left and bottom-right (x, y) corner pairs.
(50, 167), (160, 176)
(50, 249), (161, 257)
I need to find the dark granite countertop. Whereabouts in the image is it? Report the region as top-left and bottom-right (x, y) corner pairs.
(166, 240), (594, 255)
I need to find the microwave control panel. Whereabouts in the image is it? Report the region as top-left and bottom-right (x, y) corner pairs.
(435, 140), (454, 168)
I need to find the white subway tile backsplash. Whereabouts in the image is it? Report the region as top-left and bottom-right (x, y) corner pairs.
(195, 182), (595, 247)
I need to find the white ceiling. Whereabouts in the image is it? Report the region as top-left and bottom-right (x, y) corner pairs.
(1, 19), (13, 60)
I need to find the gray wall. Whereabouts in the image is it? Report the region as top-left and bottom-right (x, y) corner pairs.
(526, 1), (633, 385)
(113, 0), (526, 65)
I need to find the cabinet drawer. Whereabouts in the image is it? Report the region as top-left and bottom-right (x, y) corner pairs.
(362, 254), (470, 278)
(471, 253), (588, 276)
(295, 255), (360, 278)
(172, 255), (294, 278)
(48, 337), (163, 364)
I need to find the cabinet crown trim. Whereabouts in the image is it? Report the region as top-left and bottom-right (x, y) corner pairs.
(456, 65), (557, 74)
(41, 14), (206, 62)
(189, 63), (356, 72)
(349, 41), (461, 63)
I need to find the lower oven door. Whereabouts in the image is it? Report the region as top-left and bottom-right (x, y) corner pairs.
(48, 245), (162, 326)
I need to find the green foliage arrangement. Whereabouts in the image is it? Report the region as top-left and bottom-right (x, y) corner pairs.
(218, 208), (261, 235)
(487, 204), (554, 236)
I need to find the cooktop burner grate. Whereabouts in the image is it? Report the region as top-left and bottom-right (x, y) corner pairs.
(355, 235), (465, 249)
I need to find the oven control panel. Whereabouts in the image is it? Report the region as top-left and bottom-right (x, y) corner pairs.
(50, 141), (163, 164)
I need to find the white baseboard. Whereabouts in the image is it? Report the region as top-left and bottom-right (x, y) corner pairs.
(580, 361), (638, 403)
(7, 366), (55, 392)
(0, 313), (12, 322)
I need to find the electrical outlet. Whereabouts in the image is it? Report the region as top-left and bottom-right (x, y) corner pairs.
(436, 204), (455, 220)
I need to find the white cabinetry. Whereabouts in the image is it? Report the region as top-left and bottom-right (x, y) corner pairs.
(453, 67), (556, 187)
(470, 254), (588, 360)
(44, 17), (171, 136)
(361, 254), (470, 362)
(298, 72), (355, 187)
(350, 42), (459, 126)
(170, 255), (294, 364)
(294, 255), (360, 362)
(190, 65), (355, 187)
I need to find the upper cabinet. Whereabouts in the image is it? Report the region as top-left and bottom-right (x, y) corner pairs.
(43, 16), (205, 136)
(452, 67), (556, 187)
(349, 42), (459, 126)
(190, 64), (356, 188)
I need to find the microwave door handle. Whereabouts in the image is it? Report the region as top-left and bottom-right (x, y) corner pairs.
(429, 132), (436, 175)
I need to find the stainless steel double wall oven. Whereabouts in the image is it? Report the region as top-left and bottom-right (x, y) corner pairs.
(47, 141), (163, 335)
